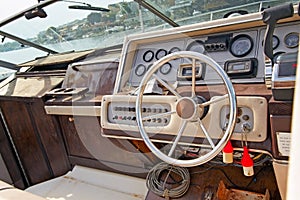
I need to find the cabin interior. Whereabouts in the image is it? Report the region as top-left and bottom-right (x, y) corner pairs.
(0, 1), (299, 200)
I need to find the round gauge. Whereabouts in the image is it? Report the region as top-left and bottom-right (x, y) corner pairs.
(135, 64), (146, 76)
(186, 40), (205, 54)
(155, 49), (168, 60)
(284, 32), (299, 48)
(261, 35), (279, 49)
(159, 62), (172, 75)
(230, 34), (253, 57)
(143, 50), (154, 62)
(272, 35), (280, 49)
(169, 47), (181, 54)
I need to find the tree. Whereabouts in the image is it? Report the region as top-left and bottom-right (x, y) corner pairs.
(87, 12), (102, 24)
(46, 26), (60, 41)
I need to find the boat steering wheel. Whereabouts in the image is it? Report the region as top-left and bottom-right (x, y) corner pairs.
(136, 51), (237, 167)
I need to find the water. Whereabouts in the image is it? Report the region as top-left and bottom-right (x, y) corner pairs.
(0, 28), (139, 66)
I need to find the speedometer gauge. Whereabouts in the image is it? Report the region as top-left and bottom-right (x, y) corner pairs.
(230, 34), (253, 57)
(284, 32), (299, 48)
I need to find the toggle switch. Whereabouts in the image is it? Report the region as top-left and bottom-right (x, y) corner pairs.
(241, 122), (252, 133)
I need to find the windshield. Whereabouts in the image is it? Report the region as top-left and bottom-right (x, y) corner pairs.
(0, 0), (297, 65)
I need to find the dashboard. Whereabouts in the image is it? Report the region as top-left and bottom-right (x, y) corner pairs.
(101, 9), (300, 152)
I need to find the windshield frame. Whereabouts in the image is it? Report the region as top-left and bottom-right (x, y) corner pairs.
(0, 0), (59, 55)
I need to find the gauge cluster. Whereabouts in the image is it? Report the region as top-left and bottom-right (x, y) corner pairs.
(127, 21), (299, 88)
(260, 23), (300, 64)
(129, 40), (185, 86)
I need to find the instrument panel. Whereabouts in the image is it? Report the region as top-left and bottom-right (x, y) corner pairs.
(125, 21), (300, 89)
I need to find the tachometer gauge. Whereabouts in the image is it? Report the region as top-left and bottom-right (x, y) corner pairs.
(135, 64), (146, 76)
(155, 49), (168, 60)
(143, 50), (154, 62)
(230, 34), (253, 57)
(186, 40), (205, 54)
(159, 62), (172, 75)
(284, 32), (299, 48)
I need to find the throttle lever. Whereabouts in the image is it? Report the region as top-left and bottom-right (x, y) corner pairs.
(262, 3), (294, 61)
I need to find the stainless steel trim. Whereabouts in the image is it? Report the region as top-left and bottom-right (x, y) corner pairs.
(273, 159), (289, 165)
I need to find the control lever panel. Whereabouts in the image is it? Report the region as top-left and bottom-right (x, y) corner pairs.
(214, 96), (267, 142)
(221, 106), (254, 134)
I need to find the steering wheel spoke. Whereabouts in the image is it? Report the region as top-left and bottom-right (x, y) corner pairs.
(191, 58), (197, 98)
(197, 118), (215, 148)
(168, 120), (188, 157)
(199, 94), (228, 107)
(153, 74), (182, 99)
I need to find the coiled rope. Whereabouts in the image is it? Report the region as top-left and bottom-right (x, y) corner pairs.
(146, 162), (190, 199)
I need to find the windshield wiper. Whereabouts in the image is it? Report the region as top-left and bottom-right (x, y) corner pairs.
(63, 0), (110, 12)
(0, 30), (58, 54)
(134, 0), (179, 27)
